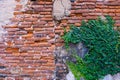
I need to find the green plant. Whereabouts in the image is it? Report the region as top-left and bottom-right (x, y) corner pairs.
(62, 16), (120, 80)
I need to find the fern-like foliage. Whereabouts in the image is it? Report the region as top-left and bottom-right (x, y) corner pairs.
(62, 16), (120, 80)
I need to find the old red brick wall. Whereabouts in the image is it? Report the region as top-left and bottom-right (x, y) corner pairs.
(0, 0), (55, 80)
(0, 0), (120, 80)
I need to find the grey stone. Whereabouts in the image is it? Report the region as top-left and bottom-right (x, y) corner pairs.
(54, 42), (88, 80)
(53, 0), (71, 20)
(100, 73), (120, 80)
(102, 74), (113, 80)
(60, 42), (88, 63)
(113, 73), (120, 80)
(66, 70), (75, 80)
(69, 42), (88, 58)
(80, 77), (85, 80)
(59, 42), (88, 59)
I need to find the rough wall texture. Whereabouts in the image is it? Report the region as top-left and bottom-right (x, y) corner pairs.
(0, 0), (120, 80)
(0, 0), (55, 80)
(55, 0), (120, 79)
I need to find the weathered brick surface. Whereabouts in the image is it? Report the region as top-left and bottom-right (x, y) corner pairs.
(0, 0), (120, 80)
(0, 0), (55, 80)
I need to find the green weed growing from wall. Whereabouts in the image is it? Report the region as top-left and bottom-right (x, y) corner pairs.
(62, 16), (120, 80)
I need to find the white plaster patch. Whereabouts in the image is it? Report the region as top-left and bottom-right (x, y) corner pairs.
(0, 0), (28, 40)
(0, 0), (16, 25)
(0, 0), (16, 39)
(19, 0), (28, 11)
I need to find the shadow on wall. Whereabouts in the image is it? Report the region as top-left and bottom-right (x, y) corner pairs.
(57, 42), (88, 63)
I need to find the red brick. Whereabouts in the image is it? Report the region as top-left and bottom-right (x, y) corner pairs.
(1, 0), (120, 79)
(6, 48), (19, 53)
(14, 11), (23, 15)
